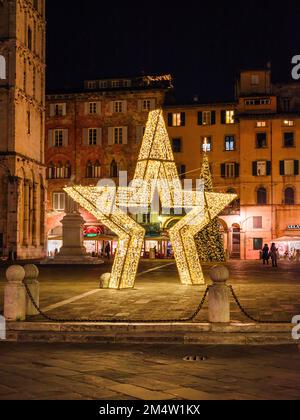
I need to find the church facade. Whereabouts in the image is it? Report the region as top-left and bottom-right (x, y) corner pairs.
(0, 0), (46, 259)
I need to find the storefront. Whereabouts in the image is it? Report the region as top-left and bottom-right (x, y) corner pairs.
(273, 236), (300, 259)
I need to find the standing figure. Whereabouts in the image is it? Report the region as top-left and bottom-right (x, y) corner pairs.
(269, 243), (278, 267)
(105, 242), (111, 260)
(262, 244), (269, 265)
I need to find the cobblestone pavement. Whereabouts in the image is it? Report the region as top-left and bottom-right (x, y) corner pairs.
(0, 260), (300, 322)
(0, 343), (299, 400)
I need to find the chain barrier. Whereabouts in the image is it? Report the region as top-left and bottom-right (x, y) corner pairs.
(24, 281), (209, 324)
(229, 285), (291, 324)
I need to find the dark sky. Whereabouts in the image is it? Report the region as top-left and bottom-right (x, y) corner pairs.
(46, 0), (300, 102)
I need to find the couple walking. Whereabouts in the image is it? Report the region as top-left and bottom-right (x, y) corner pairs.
(262, 243), (278, 267)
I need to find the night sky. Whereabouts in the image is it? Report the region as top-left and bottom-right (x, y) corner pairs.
(46, 0), (300, 103)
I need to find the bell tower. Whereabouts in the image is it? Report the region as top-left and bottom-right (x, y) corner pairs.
(0, 0), (46, 259)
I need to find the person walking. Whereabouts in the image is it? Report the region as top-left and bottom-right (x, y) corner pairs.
(270, 243), (278, 267)
(105, 242), (111, 260)
(262, 244), (269, 265)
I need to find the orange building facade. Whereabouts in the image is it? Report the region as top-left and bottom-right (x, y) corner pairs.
(45, 70), (300, 260)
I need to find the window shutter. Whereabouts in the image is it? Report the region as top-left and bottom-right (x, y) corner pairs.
(48, 129), (53, 147)
(108, 127), (114, 145)
(96, 128), (102, 145)
(96, 102), (101, 114)
(122, 100), (127, 113)
(150, 99), (156, 110)
(49, 104), (55, 117)
(84, 102), (89, 115)
(62, 129), (68, 147)
(82, 128), (88, 145)
(62, 103), (67, 116)
(168, 113), (173, 126)
(137, 100), (142, 112)
(53, 193), (58, 210)
(123, 126), (128, 144)
(197, 112), (203, 126)
(252, 161), (257, 176)
(180, 112), (185, 126)
(221, 110), (226, 124)
(221, 163), (226, 178)
(279, 160), (285, 176)
(294, 160), (299, 175)
(266, 161), (271, 176)
(235, 163), (240, 178)
(211, 111), (216, 125)
(109, 101), (114, 114)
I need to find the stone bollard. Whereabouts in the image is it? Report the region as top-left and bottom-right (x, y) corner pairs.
(208, 265), (230, 323)
(99, 273), (111, 289)
(23, 264), (39, 316)
(4, 265), (26, 321)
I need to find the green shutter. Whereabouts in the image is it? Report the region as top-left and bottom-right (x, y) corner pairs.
(211, 111), (216, 125)
(221, 163), (226, 178)
(198, 112), (203, 125)
(252, 161), (257, 176)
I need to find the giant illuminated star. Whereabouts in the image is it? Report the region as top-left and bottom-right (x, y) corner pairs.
(64, 109), (236, 289)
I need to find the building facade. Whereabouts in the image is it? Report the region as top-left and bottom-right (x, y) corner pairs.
(165, 69), (300, 259)
(45, 75), (172, 255)
(0, 0), (46, 259)
(45, 69), (300, 260)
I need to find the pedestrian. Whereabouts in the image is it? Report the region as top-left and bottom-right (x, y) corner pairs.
(105, 242), (111, 259)
(262, 244), (269, 265)
(269, 243), (278, 267)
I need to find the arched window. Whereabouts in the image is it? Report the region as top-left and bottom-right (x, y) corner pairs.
(257, 187), (267, 205)
(110, 160), (118, 178)
(86, 160), (93, 178)
(64, 161), (71, 178)
(94, 160), (101, 178)
(284, 187), (295, 205)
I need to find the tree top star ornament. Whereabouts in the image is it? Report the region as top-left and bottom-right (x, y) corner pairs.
(64, 109), (237, 289)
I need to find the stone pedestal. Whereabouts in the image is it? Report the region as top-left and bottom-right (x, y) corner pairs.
(208, 265), (230, 323)
(44, 197), (103, 265)
(4, 265), (26, 321)
(23, 264), (39, 316)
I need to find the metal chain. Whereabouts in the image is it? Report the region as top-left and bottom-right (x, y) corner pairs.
(229, 285), (291, 324)
(24, 281), (209, 324)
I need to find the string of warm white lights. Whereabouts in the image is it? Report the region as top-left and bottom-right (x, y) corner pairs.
(64, 109), (237, 289)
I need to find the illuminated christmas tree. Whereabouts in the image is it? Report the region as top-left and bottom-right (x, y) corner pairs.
(195, 143), (226, 262)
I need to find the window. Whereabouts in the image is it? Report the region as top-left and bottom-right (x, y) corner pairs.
(283, 132), (294, 148)
(114, 101), (123, 113)
(202, 136), (212, 152)
(256, 132), (267, 148)
(86, 160), (101, 178)
(253, 238), (263, 251)
(282, 98), (291, 112)
(225, 135), (235, 151)
(256, 121), (267, 128)
(32, 67), (36, 98)
(172, 138), (182, 153)
(280, 160), (299, 176)
(142, 213), (151, 224)
(27, 26), (32, 50)
(168, 112), (185, 127)
(89, 102), (97, 114)
(27, 111), (30, 134)
(284, 187), (295, 205)
(202, 111), (211, 125)
(245, 98), (271, 106)
(114, 127), (123, 144)
(178, 164), (186, 179)
(253, 161), (270, 176)
(54, 129), (63, 147)
(253, 216), (263, 229)
(283, 120), (295, 127)
(142, 99), (151, 111)
(54, 104), (65, 116)
(0, 55), (6, 80)
(225, 110), (235, 124)
(23, 58), (26, 91)
(111, 80), (120, 88)
(86, 81), (96, 89)
(257, 187), (267, 205)
(99, 81), (107, 89)
(221, 163), (239, 178)
(110, 160), (118, 178)
(53, 192), (65, 211)
(251, 75), (260, 85)
(88, 128), (98, 146)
